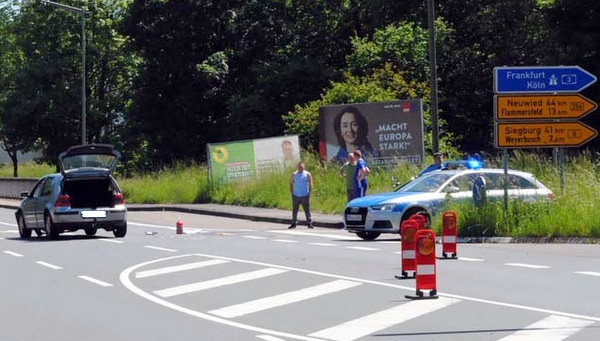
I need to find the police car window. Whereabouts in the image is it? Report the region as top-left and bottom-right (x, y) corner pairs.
(448, 175), (472, 192)
(509, 174), (535, 189)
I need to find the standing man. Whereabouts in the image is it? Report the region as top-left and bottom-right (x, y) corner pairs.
(418, 152), (444, 176)
(353, 150), (370, 198)
(289, 161), (313, 229)
(340, 152), (357, 202)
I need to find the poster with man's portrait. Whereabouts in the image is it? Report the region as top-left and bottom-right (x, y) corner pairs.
(207, 135), (300, 182)
(318, 100), (424, 167)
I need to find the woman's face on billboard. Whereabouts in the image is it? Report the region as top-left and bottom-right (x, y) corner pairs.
(340, 112), (359, 145)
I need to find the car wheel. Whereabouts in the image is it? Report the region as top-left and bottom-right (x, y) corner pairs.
(17, 213), (32, 238)
(44, 213), (59, 240)
(85, 227), (97, 236)
(403, 208), (430, 228)
(113, 222), (127, 238)
(355, 231), (381, 240)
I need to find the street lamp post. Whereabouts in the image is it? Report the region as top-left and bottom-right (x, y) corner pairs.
(40, 0), (87, 145)
(427, 0), (439, 154)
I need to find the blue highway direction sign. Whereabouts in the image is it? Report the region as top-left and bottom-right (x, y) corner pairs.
(494, 66), (597, 94)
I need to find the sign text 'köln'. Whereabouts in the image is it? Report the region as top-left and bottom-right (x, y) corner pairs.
(494, 66), (597, 93)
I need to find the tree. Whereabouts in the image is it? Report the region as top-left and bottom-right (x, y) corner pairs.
(2, 0), (139, 169)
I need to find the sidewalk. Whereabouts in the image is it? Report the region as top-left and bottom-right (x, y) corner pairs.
(0, 199), (344, 229)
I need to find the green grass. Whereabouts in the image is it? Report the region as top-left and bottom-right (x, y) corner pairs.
(9, 151), (600, 238)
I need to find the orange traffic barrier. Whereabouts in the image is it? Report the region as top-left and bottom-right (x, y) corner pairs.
(176, 219), (184, 234)
(409, 213), (427, 229)
(395, 219), (419, 279)
(406, 229), (438, 299)
(442, 211), (458, 259)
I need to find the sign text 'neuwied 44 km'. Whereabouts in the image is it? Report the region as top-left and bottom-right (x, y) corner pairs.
(495, 122), (598, 148)
(495, 94), (598, 120)
(494, 66), (597, 93)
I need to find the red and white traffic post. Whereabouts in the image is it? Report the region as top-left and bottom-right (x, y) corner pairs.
(395, 219), (419, 279)
(406, 229), (439, 299)
(442, 210), (458, 259)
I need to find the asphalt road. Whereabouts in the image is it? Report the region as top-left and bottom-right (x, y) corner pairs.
(1, 207), (599, 341)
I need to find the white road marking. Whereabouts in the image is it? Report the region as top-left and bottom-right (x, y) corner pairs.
(458, 257), (485, 262)
(256, 335), (286, 341)
(0, 222), (17, 227)
(209, 279), (361, 318)
(3, 250), (23, 257)
(154, 268), (288, 298)
(272, 239), (299, 243)
(244, 236), (267, 240)
(269, 230), (357, 240)
(36, 261), (63, 270)
(78, 276), (113, 287)
(136, 259), (229, 278)
(144, 245), (178, 252)
(99, 238), (124, 244)
(309, 297), (459, 341)
(497, 315), (594, 341)
(120, 253), (600, 341)
(345, 246), (379, 251)
(505, 263), (550, 269)
(575, 271), (600, 277)
(129, 221), (251, 233)
(0, 230), (18, 233)
(308, 243), (337, 247)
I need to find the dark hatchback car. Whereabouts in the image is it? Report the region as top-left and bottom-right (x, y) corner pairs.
(15, 144), (127, 239)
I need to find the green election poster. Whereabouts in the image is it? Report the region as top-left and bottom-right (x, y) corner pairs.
(208, 141), (256, 182)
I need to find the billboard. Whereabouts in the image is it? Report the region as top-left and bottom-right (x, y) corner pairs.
(318, 100), (424, 167)
(207, 135), (300, 182)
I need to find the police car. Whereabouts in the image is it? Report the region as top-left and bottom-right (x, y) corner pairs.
(343, 167), (553, 240)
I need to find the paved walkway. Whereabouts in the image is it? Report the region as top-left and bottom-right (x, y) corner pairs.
(0, 199), (344, 229)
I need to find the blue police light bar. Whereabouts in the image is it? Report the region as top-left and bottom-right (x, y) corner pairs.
(494, 66), (597, 93)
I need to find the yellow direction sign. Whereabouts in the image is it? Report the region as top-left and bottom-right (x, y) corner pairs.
(495, 122), (598, 148)
(495, 94), (597, 120)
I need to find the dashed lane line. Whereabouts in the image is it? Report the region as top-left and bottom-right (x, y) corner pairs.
(78, 275), (113, 287)
(3, 250), (23, 257)
(504, 263), (551, 269)
(98, 238), (125, 244)
(575, 271), (600, 277)
(345, 246), (380, 251)
(144, 245), (178, 252)
(36, 261), (63, 270)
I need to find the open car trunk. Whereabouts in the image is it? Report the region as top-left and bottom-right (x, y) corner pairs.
(62, 177), (116, 209)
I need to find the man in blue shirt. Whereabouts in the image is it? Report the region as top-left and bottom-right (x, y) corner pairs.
(418, 152), (444, 177)
(353, 150), (370, 198)
(289, 162), (313, 229)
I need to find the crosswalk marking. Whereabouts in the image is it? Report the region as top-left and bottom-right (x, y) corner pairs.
(154, 268), (288, 298)
(308, 243), (337, 247)
(497, 315), (594, 341)
(308, 297), (459, 341)
(209, 279), (361, 318)
(136, 259), (229, 278)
